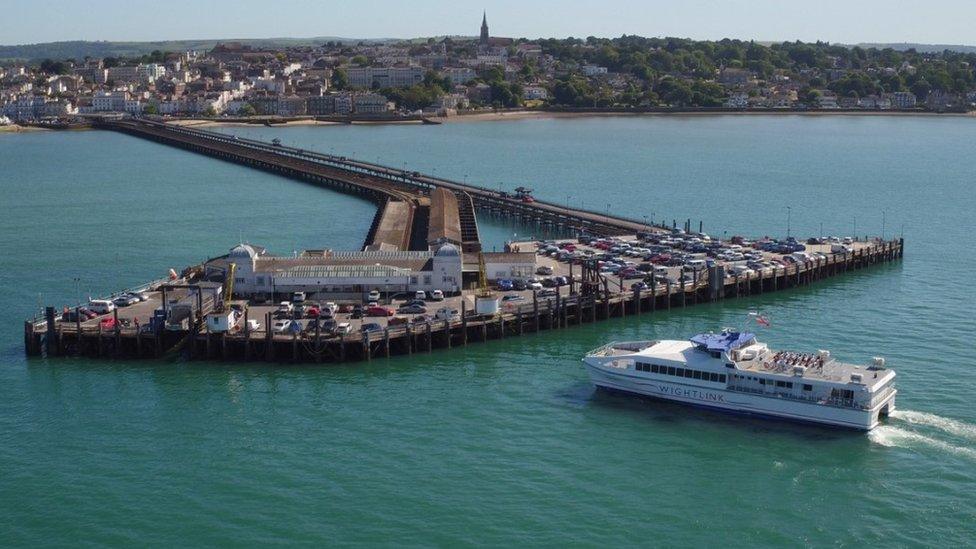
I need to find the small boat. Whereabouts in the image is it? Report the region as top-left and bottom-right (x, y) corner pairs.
(583, 330), (896, 430)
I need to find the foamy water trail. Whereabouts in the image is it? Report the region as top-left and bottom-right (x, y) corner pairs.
(889, 410), (976, 441)
(869, 426), (976, 460)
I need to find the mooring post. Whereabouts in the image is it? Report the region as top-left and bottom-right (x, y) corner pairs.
(426, 320), (432, 351)
(45, 307), (56, 356)
(406, 322), (413, 354)
(461, 300), (468, 345)
(533, 292), (540, 332)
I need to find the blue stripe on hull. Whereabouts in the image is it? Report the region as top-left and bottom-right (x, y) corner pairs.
(594, 384), (870, 432)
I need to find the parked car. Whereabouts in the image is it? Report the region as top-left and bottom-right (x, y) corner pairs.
(272, 319), (294, 333)
(335, 322), (352, 335)
(541, 278), (558, 288)
(397, 304), (427, 314)
(366, 305), (394, 317)
(501, 294), (524, 302)
(304, 305), (321, 318)
(414, 290), (427, 301)
(538, 288), (558, 298)
(367, 290), (381, 302)
(512, 279), (527, 291)
(430, 290), (445, 301)
(554, 276), (569, 286)
(388, 316), (409, 326)
(112, 295), (139, 307)
(529, 282), (544, 291)
(536, 266), (553, 276)
(496, 279), (514, 291)
(361, 322), (383, 333)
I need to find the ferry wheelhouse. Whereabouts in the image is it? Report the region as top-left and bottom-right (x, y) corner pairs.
(583, 331), (896, 430)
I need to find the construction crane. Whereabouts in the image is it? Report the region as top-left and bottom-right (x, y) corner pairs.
(477, 253), (491, 298)
(474, 252), (499, 316)
(223, 263), (237, 306)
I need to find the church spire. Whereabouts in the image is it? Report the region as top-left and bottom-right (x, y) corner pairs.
(480, 11), (489, 45)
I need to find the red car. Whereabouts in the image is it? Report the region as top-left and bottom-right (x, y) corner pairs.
(99, 317), (117, 330)
(649, 254), (671, 264)
(305, 306), (321, 318)
(366, 305), (394, 317)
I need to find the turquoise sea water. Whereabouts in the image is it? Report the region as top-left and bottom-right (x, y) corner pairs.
(1, 115), (974, 546)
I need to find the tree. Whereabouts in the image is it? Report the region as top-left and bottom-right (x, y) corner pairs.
(202, 105), (217, 117)
(144, 104), (158, 115)
(331, 68), (348, 90)
(240, 103), (257, 116)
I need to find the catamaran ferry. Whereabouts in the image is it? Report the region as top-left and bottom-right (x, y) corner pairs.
(583, 331), (896, 430)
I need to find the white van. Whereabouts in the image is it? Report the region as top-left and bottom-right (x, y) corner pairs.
(415, 290), (427, 301)
(435, 308), (460, 321)
(683, 259), (706, 271)
(88, 299), (115, 315)
(430, 290), (444, 301)
(292, 291), (306, 303)
(335, 322), (352, 335)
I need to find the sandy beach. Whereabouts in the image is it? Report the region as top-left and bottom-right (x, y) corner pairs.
(0, 124), (48, 133)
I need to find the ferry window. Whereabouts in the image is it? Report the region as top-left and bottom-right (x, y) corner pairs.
(719, 374), (726, 383)
(649, 364), (657, 373)
(786, 382), (793, 389)
(758, 379), (765, 385)
(709, 373), (718, 382)
(726, 363), (735, 369)
(693, 371), (702, 380)
(710, 351), (721, 359)
(803, 384), (813, 391)
(674, 368), (684, 377)
(642, 364), (650, 372)
(683, 369), (693, 378)
(776, 381), (786, 388)
(667, 366), (676, 376)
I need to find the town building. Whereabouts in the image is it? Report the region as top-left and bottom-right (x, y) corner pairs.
(213, 243), (463, 299)
(347, 67), (424, 89)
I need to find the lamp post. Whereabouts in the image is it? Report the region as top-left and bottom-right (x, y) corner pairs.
(882, 209), (887, 241)
(786, 206), (792, 239)
(853, 215), (857, 241)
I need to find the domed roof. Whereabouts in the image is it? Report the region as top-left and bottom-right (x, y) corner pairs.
(435, 242), (460, 257)
(229, 244), (257, 258)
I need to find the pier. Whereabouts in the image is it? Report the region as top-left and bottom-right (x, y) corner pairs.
(23, 119), (905, 363)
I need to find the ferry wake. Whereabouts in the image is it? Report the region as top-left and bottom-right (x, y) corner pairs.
(583, 330), (896, 430)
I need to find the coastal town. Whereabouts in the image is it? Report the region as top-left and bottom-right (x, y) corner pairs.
(3, 13), (976, 125)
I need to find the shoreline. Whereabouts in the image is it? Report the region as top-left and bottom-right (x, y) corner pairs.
(165, 108), (976, 129)
(6, 108), (973, 133)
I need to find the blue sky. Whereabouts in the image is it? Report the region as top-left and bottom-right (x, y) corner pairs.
(7, 0), (975, 45)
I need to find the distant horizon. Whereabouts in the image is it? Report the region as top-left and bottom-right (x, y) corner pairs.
(6, 0), (976, 47)
(4, 35), (976, 51)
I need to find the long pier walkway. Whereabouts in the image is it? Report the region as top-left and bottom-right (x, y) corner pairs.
(99, 119), (652, 237)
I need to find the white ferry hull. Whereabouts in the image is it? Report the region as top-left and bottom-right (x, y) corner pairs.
(584, 361), (896, 431)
